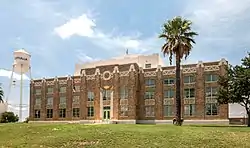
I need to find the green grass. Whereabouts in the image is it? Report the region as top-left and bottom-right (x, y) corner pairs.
(0, 124), (250, 148)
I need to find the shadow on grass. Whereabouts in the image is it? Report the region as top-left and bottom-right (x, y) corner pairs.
(187, 124), (248, 128)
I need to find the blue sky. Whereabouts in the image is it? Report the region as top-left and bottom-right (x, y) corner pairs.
(0, 0), (250, 120)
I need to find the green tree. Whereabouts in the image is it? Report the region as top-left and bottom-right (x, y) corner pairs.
(159, 16), (198, 125)
(0, 111), (19, 123)
(0, 86), (4, 103)
(217, 52), (250, 127)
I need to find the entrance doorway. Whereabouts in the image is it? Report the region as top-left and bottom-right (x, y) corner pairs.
(103, 106), (110, 121)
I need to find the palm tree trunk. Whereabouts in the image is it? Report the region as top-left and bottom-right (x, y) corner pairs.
(175, 53), (182, 126)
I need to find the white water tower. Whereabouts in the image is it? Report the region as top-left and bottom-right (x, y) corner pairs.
(9, 49), (31, 121)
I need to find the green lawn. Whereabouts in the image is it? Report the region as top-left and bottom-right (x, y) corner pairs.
(0, 123), (250, 148)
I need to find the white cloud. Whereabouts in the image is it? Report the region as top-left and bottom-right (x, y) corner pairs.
(54, 13), (160, 53)
(54, 14), (96, 39)
(75, 50), (100, 63)
(0, 69), (30, 81)
(181, 0), (250, 64)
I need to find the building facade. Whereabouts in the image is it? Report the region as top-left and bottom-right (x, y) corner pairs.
(29, 58), (229, 124)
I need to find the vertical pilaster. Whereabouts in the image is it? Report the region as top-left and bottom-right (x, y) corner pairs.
(29, 81), (34, 120)
(41, 79), (46, 120)
(95, 68), (101, 120)
(219, 59), (228, 119)
(66, 76), (72, 120)
(139, 68), (145, 120)
(113, 66), (119, 120)
(156, 66), (163, 120)
(196, 61), (205, 119)
(80, 75), (87, 119)
(127, 64), (136, 120)
(53, 78), (59, 120)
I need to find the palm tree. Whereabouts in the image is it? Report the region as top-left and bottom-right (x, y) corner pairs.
(0, 86), (4, 103)
(159, 16), (198, 126)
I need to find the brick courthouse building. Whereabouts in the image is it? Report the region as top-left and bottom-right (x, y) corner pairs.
(29, 53), (229, 124)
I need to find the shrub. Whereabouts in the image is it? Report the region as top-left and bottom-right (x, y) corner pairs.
(0, 111), (19, 123)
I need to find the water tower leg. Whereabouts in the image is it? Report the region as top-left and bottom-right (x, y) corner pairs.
(19, 64), (23, 122)
(6, 65), (15, 105)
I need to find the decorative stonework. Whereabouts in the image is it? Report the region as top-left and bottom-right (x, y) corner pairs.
(67, 75), (72, 80)
(103, 100), (111, 106)
(206, 98), (218, 103)
(95, 68), (101, 75)
(120, 71), (129, 77)
(34, 81), (42, 86)
(47, 81), (54, 85)
(196, 61), (204, 68)
(102, 71), (113, 80)
(46, 104), (53, 109)
(139, 67), (144, 73)
(144, 99), (155, 105)
(120, 99), (128, 105)
(129, 64), (135, 71)
(113, 66), (119, 73)
(59, 80), (67, 85)
(163, 98), (174, 105)
(34, 104), (41, 109)
(86, 75), (95, 80)
(184, 98), (196, 104)
(73, 78), (81, 83)
(163, 69), (175, 75)
(87, 101), (94, 106)
(144, 71), (157, 77)
(59, 103), (66, 109)
(204, 65), (220, 72)
(182, 67), (197, 73)
(219, 58), (227, 66)
(156, 65), (162, 71)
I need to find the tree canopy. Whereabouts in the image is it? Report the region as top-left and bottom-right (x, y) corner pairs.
(217, 52), (250, 126)
(159, 16), (198, 65)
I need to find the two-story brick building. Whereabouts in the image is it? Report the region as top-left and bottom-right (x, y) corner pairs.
(29, 54), (228, 124)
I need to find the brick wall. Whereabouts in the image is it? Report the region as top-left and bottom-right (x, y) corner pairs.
(30, 60), (228, 121)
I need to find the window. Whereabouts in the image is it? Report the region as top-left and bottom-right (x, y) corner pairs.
(73, 96), (80, 104)
(164, 105), (173, 116)
(206, 103), (218, 115)
(47, 97), (53, 105)
(145, 79), (155, 87)
(184, 88), (195, 98)
(164, 89), (174, 98)
(74, 86), (80, 92)
(60, 86), (67, 93)
(59, 108), (66, 118)
(206, 87), (218, 97)
(102, 90), (111, 100)
(120, 86), (128, 99)
(88, 91), (94, 101)
(145, 91), (155, 99)
(34, 110), (40, 118)
(120, 105), (128, 116)
(59, 96), (66, 104)
(145, 64), (151, 68)
(184, 104), (195, 116)
(184, 75), (195, 84)
(145, 106), (155, 117)
(35, 89), (41, 95)
(87, 107), (94, 117)
(46, 109), (53, 118)
(163, 78), (175, 85)
(205, 74), (218, 82)
(47, 87), (53, 94)
(72, 108), (80, 117)
(35, 97), (41, 105)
